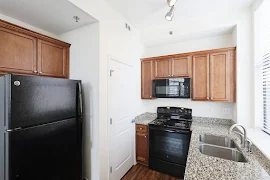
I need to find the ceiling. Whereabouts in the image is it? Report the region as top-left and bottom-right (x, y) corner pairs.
(0, 0), (97, 35)
(105, 0), (255, 29)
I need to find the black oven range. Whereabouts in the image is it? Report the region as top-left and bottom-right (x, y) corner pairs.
(148, 107), (192, 178)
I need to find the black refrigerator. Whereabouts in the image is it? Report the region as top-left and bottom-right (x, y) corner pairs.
(0, 74), (83, 180)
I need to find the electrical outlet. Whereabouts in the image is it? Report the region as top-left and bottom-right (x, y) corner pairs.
(223, 108), (231, 115)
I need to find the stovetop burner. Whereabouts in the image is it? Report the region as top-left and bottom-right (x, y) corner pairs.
(149, 107), (192, 131)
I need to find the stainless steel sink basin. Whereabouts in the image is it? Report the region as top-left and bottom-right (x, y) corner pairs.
(199, 144), (247, 163)
(200, 134), (237, 148)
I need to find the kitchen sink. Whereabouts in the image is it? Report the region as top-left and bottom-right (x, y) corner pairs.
(199, 144), (247, 163)
(199, 134), (237, 148)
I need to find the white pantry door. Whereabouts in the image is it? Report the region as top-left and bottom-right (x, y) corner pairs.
(108, 58), (135, 180)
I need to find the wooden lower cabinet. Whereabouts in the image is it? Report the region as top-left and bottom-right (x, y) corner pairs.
(136, 124), (149, 165)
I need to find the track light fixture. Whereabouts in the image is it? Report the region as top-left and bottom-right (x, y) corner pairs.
(165, 6), (175, 21)
(167, 0), (177, 7)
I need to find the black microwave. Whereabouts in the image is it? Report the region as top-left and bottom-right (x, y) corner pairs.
(152, 78), (191, 98)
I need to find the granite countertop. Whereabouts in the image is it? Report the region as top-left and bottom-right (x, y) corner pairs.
(185, 121), (270, 180)
(134, 112), (156, 125)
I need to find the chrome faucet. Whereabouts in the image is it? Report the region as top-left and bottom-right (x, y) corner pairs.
(229, 124), (247, 149)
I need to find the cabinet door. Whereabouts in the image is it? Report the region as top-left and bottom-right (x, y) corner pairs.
(0, 27), (37, 75)
(37, 40), (69, 78)
(209, 51), (231, 101)
(155, 59), (171, 78)
(171, 56), (191, 77)
(136, 133), (148, 165)
(141, 61), (153, 99)
(192, 54), (209, 100)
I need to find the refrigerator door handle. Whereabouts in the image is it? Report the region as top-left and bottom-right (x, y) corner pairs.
(78, 82), (83, 117)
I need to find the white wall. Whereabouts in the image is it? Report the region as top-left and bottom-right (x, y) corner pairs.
(232, 27), (238, 123)
(141, 8), (254, 127)
(142, 99), (235, 119)
(0, 13), (59, 38)
(67, 1), (144, 179)
(143, 33), (234, 58)
(142, 34), (235, 119)
(59, 23), (100, 180)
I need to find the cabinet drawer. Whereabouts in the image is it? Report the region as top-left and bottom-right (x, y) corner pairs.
(136, 124), (148, 133)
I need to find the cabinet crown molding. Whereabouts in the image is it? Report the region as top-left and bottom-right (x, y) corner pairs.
(141, 47), (236, 61)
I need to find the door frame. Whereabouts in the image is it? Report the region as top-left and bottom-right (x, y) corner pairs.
(107, 55), (136, 180)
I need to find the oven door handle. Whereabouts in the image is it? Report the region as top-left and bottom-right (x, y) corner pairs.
(164, 129), (176, 133)
(149, 126), (191, 134)
(164, 128), (191, 134)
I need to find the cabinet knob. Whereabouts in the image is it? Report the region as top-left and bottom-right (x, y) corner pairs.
(33, 70), (38, 74)
(144, 136), (146, 138)
(150, 96), (152, 98)
(171, 74), (174, 77)
(168, 75), (171, 77)
(140, 128), (142, 130)
(207, 97), (209, 100)
(39, 72), (43, 75)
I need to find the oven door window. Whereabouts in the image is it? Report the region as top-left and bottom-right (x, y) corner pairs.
(149, 128), (191, 165)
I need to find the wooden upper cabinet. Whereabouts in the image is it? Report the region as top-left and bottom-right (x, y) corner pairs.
(141, 61), (153, 99)
(38, 40), (69, 78)
(0, 27), (36, 75)
(209, 51), (234, 102)
(154, 58), (171, 78)
(141, 47), (236, 102)
(171, 56), (191, 77)
(0, 19), (70, 78)
(192, 50), (236, 102)
(192, 54), (209, 100)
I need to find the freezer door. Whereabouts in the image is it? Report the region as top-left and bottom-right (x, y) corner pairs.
(9, 75), (81, 129)
(6, 118), (82, 180)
